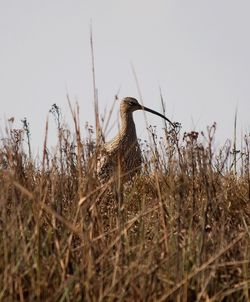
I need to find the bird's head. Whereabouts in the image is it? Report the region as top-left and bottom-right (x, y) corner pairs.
(120, 97), (142, 113)
(120, 97), (180, 129)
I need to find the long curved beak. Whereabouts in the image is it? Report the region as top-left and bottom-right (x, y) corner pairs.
(140, 105), (175, 127)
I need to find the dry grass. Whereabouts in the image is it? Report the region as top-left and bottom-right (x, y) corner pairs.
(0, 106), (250, 302)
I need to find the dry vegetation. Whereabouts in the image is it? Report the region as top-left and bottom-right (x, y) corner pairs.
(0, 103), (250, 302)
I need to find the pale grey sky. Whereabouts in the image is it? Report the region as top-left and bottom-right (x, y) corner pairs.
(1, 1), (250, 153)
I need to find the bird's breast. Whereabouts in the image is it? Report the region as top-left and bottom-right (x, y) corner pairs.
(96, 134), (142, 182)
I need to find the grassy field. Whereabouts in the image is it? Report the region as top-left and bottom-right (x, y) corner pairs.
(0, 105), (250, 302)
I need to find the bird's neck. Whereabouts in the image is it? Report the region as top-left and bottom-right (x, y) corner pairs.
(120, 111), (137, 139)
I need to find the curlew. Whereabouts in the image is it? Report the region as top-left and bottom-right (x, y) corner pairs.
(95, 97), (178, 183)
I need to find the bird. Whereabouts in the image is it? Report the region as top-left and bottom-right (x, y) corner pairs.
(95, 97), (178, 183)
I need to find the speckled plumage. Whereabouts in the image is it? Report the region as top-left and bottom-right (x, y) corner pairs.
(95, 97), (177, 183)
(97, 98), (142, 182)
